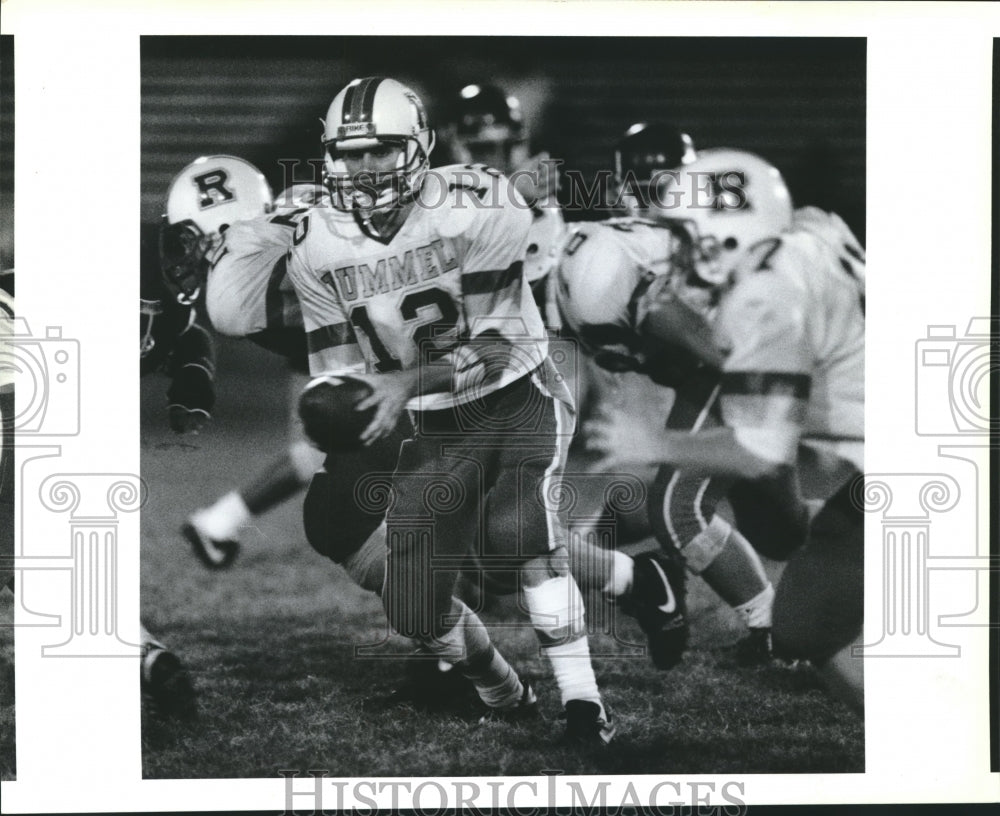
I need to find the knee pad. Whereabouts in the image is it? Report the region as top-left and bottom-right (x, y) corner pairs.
(680, 515), (731, 574)
(522, 574), (587, 646)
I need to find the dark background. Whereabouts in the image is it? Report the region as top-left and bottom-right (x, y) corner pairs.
(140, 36), (865, 240)
(0, 35), (12, 272)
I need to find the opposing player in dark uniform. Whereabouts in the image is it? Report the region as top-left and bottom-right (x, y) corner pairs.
(288, 76), (613, 744)
(440, 83), (565, 327)
(140, 156), (274, 718)
(588, 149), (865, 711)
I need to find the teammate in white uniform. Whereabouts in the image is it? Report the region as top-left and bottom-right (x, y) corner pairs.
(290, 76), (612, 744)
(587, 149), (865, 711)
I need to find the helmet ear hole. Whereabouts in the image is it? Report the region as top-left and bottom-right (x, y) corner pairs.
(723, 237), (739, 251)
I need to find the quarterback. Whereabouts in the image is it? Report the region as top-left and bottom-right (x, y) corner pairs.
(588, 149), (865, 711)
(288, 76), (613, 744)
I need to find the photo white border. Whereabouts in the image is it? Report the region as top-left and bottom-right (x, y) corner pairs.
(2, 0), (998, 811)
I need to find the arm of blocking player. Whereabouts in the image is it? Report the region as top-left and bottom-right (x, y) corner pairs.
(636, 274), (725, 371)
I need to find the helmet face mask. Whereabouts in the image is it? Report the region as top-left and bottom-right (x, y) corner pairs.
(324, 136), (425, 213)
(613, 122), (697, 216)
(158, 219), (216, 305)
(322, 77), (435, 216)
(161, 155), (274, 304)
(656, 148), (794, 288)
(448, 83), (526, 172)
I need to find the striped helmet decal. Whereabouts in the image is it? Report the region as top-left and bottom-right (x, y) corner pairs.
(341, 76), (385, 125)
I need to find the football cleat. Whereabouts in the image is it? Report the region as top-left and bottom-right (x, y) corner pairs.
(362, 653), (479, 713)
(141, 641), (197, 720)
(619, 549), (689, 670)
(733, 626), (775, 666)
(477, 679), (540, 725)
(561, 699), (616, 747)
(182, 520), (240, 570)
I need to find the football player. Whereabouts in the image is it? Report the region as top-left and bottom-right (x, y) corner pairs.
(586, 149), (865, 711)
(164, 157), (327, 570)
(556, 124), (778, 670)
(139, 156), (274, 719)
(287, 76), (613, 745)
(441, 83), (564, 327)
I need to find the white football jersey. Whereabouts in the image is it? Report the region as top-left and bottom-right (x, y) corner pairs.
(287, 164), (543, 411)
(206, 201), (310, 338)
(555, 217), (693, 380)
(715, 209), (865, 472)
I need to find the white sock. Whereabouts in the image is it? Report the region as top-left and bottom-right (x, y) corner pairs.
(422, 601), (524, 708)
(601, 551), (635, 597)
(733, 582), (775, 629)
(523, 575), (603, 710)
(192, 490), (251, 541)
(544, 637), (604, 714)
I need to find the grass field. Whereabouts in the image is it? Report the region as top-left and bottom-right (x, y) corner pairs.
(139, 339), (863, 779)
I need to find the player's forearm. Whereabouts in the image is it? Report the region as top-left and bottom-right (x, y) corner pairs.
(653, 426), (790, 480)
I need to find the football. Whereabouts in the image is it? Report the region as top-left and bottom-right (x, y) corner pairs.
(298, 376), (376, 452)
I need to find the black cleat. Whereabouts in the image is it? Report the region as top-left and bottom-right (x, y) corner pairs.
(182, 521), (240, 570)
(362, 654), (479, 713)
(619, 549), (689, 670)
(141, 642), (197, 720)
(733, 627), (775, 666)
(562, 699), (616, 746)
(477, 680), (540, 724)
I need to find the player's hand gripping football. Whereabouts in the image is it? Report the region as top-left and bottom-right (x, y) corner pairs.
(353, 370), (418, 446)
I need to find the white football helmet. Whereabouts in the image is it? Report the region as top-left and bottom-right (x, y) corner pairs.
(161, 155), (274, 304)
(322, 77), (435, 213)
(657, 148), (793, 286)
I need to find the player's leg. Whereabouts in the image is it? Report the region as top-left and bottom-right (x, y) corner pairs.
(647, 371), (775, 662)
(381, 431), (531, 714)
(771, 473), (864, 712)
(183, 369), (323, 568)
(139, 621), (197, 719)
(299, 429), (475, 710)
(184, 440), (323, 568)
(483, 373), (613, 744)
